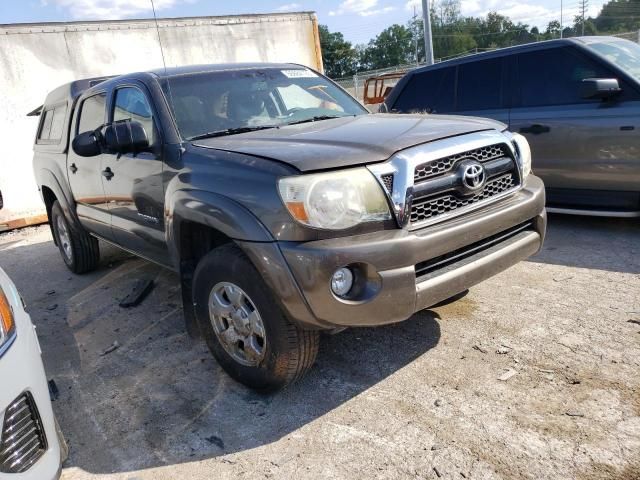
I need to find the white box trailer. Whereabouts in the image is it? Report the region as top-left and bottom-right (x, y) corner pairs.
(0, 12), (323, 230)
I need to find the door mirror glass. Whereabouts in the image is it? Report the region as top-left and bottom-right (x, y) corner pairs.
(71, 130), (101, 157)
(104, 119), (149, 154)
(581, 78), (621, 99)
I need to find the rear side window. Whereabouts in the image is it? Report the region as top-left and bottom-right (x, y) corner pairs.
(392, 67), (455, 113)
(517, 47), (615, 107)
(77, 93), (106, 134)
(37, 104), (67, 143)
(456, 58), (503, 111)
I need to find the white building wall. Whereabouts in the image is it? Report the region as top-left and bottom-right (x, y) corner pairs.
(0, 12), (322, 228)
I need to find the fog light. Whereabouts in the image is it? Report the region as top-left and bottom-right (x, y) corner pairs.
(331, 267), (353, 297)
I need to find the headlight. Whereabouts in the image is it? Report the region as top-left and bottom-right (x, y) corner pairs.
(0, 286), (16, 355)
(278, 168), (392, 230)
(511, 133), (532, 180)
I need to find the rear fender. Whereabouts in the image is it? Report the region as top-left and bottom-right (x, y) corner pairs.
(38, 168), (83, 232)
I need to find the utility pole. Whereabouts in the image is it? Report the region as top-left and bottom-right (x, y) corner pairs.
(422, 0), (434, 65)
(579, 0), (589, 36)
(413, 5), (419, 65)
(560, 0), (563, 38)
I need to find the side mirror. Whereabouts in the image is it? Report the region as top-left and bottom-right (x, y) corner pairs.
(72, 130), (101, 157)
(581, 78), (621, 99)
(104, 119), (149, 154)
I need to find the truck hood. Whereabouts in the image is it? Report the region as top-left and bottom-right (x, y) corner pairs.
(191, 113), (506, 172)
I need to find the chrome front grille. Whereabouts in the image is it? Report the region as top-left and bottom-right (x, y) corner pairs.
(414, 144), (505, 182)
(0, 393), (47, 474)
(367, 131), (523, 229)
(408, 142), (520, 227)
(411, 174), (517, 223)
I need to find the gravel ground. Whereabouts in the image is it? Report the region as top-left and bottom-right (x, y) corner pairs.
(0, 214), (638, 480)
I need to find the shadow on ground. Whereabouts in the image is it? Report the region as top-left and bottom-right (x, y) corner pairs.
(529, 213), (640, 274)
(0, 234), (441, 474)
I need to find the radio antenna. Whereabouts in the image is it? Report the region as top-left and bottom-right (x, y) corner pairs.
(149, 0), (178, 139)
(150, 0), (168, 74)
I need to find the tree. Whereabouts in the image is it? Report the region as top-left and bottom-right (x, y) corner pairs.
(359, 24), (415, 70)
(546, 20), (562, 38)
(318, 25), (358, 78)
(595, 0), (640, 32)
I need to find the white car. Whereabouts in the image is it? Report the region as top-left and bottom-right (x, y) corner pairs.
(0, 267), (66, 479)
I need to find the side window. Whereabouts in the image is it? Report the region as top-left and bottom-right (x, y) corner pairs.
(392, 67), (455, 114)
(78, 93), (106, 135)
(38, 109), (54, 142)
(49, 106), (67, 141)
(37, 104), (67, 143)
(517, 47), (614, 107)
(113, 87), (156, 144)
(457, 58), (502, 111)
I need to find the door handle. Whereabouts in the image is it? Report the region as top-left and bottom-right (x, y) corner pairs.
(102, 167), (114, 180)
(69, 163), (78, 174)
(519, 124), (550, 135)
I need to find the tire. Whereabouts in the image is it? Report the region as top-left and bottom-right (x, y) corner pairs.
(50, 201), (100, 274)
(193, 244), (319, 391)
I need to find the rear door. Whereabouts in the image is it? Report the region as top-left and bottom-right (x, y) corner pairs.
(510, 45), (640, 205)
(101, 83), (167, 264)
(67, 92), (114, 240)
(454, 56), (510, 125)
(390, 66), (455, 114)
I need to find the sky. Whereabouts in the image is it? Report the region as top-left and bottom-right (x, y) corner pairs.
(0, 0), (608, 45)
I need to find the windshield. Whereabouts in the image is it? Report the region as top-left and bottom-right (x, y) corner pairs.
(163, 67), (367, 140)
(587, 39), (640, 83)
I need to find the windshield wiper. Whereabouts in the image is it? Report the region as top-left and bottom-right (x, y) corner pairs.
(286, 115), (350, 126)
(188, 125), (279, 141)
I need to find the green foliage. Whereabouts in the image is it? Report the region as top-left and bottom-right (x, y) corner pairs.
(595, 0), (640, 32)
(358, 24), (417, 70)
(319, 24), (358, 78)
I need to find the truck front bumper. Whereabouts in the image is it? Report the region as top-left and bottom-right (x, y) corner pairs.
(242, 175), (546, 329)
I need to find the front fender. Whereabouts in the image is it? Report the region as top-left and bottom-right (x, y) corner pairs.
(167, 189), (324, 331)
(167, 189), (274, 267)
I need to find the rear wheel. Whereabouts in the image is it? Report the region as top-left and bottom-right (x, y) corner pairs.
(193, 244), (319, 391)
(50, 201), (100, 274)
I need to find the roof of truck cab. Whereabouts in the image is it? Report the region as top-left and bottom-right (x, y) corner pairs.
(38, 62), (309, 112)
(407, 36), (622, 73)
(148, 62), (307, 78)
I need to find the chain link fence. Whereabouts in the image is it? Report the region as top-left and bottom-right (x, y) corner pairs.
(334, 31), (640, 103)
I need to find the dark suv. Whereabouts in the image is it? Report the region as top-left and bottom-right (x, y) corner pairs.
(32, 63), (546, 390)
(383, 37), (640, 217)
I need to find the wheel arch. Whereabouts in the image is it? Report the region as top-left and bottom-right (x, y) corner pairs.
(37, 169), (80, 243)
(167, 190), (275, 337)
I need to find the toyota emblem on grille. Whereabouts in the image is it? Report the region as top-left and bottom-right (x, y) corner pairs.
(460, 161), (486, 192)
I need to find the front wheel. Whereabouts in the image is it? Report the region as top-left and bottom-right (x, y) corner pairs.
(193, 244), (319, 391)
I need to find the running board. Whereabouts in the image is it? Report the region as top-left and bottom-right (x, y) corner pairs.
(546, 207), (640, 218)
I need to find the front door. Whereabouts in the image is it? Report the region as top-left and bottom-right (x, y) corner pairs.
(101, 84), (168, 264)
(67, 92), (114, 240)
(509, 46), (640, 209)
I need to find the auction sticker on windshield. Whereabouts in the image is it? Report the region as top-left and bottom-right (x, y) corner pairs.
(282, 69), (317, 78)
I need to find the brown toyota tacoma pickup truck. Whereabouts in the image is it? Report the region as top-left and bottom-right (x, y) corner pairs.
(32, 63), (546, 390)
